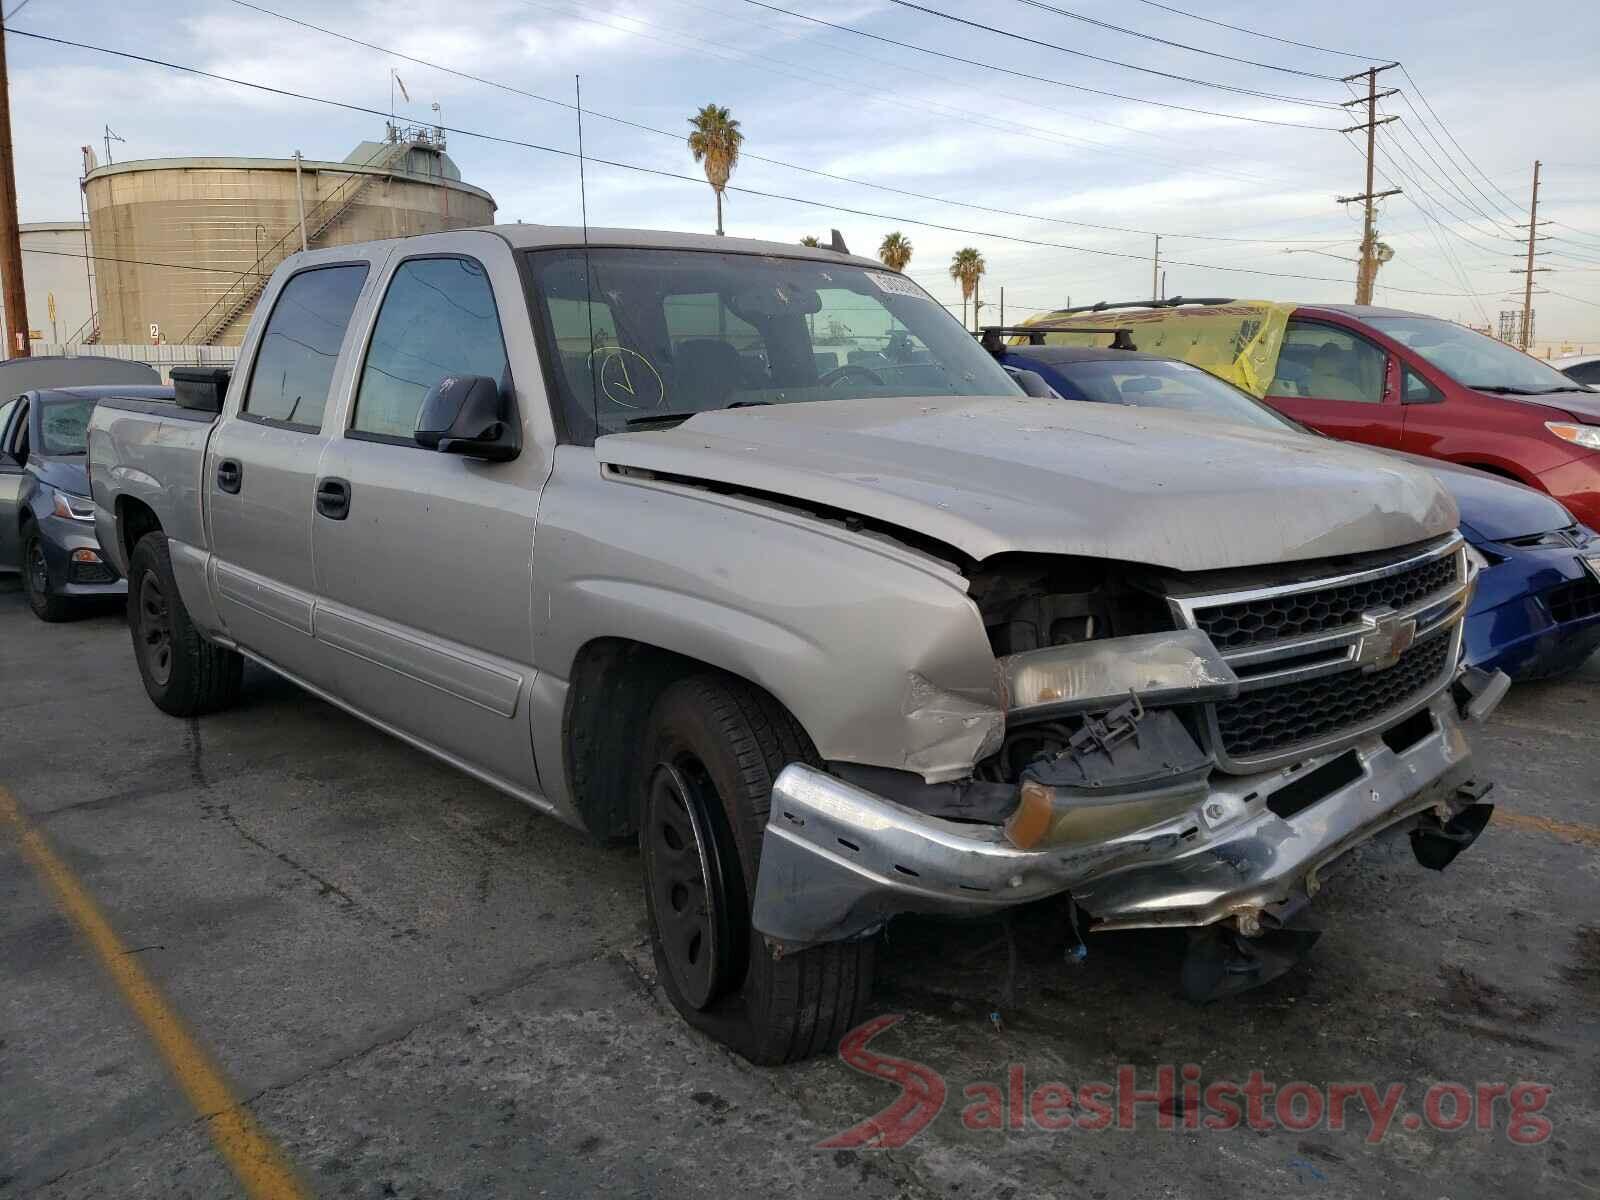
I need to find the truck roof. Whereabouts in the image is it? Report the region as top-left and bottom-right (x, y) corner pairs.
(293, 223), (891, 273)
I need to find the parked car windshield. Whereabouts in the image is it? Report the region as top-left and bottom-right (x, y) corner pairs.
(1049, 357), (1302, 433)
(38, 394), (96, 455)
(525, 247), (1019, 442)
(1365, 315), (1586, 394)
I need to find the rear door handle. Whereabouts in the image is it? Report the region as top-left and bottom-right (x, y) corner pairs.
(216, 459), (242, 493)
(315, 477), (351, 520)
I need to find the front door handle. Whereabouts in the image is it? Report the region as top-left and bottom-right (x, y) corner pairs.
(315, 477), (351, 520)
(216, 459), (242, 494)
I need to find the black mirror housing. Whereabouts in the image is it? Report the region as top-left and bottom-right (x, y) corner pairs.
(171, 366), (231, 413)
(414, 374), (521, 462)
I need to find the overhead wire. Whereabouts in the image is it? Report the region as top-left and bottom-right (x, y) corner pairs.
(515, 0), (1313, 191)
(738, 0), (1343, 130)
(7, 27), (1488, 298)
(1002, 0), (1344, 80)
(227, 0), (1354, 247)
(880, 0), (1348, 108)
(1127, 0), (1383, 61)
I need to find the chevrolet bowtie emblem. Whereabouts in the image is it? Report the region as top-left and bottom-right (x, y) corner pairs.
(1354, 607), (1417, 672)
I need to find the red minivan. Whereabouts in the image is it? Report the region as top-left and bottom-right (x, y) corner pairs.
(1252, 304), (1600, 528)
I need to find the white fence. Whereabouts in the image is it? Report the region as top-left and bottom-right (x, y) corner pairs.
(27, 342), (239, 384)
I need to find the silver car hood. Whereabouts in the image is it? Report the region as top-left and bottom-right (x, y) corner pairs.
(596, 395), (1458, 571)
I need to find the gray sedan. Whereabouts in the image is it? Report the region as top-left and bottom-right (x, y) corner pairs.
(0, 384), (170, 620)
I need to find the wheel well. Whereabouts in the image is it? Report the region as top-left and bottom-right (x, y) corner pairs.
(562, 638), (745, 843)
(116, 497), (162, 564)
(1458, 461), (1523, 483)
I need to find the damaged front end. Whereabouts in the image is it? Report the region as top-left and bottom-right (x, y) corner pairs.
(751, 533), (1503, 996)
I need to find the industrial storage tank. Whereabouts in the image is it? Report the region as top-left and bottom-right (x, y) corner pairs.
(83, 127), (497, 346)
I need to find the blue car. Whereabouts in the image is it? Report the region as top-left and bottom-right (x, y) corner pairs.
(994, 341), (1600, 681)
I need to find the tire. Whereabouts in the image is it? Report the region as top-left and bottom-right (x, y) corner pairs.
(126, 532), (243, 716)
(22, 526), (74, 622)
(640, 674), (876, 1065)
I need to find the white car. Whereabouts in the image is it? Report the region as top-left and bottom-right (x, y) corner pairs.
(1552, 353), (1600, 388)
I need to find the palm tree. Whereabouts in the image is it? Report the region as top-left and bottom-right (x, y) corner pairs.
(799, 235), (821, 247)
(949, 247), (985, 330)
(878, 231), (912, 273)
(687, 104), (744, 236)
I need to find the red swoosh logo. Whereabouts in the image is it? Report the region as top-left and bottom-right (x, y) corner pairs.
(817, 1014), (946, 1148)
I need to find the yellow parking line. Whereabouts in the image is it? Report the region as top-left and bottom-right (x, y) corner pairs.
(1495, 809), (1600, 849)
(0, 786), (308, 1200)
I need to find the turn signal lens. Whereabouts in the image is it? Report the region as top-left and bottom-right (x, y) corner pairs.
(1004, 780), (1056, 850)
(1545, 421), (1600, 452)
(71, 548), (101, 563)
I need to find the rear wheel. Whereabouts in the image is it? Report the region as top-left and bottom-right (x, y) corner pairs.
(127, 532), (243, 716)
(22, 527), (73, 622)
(640, 674), (875, 1065)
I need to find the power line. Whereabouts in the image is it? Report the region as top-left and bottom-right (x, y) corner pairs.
(1128, 0), (1382, 60)
(1397, 65), (1525, 218)
(228, 0), (1353, 247)
(1004, 0), (1343, 80)
(738, 0), (1343, 130)
(22, 246), (266, 275)
(7, 28), (1487, 298)
(881, 0), (1346, 107)
(517, 0), (1312, 191)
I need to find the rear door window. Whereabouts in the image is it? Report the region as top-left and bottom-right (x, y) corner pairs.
(351, 257), (510, 442)
(1269, 321), (1386, 403)
(242, 265), (369, 429)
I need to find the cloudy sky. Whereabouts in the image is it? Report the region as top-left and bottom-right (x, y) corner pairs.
(8, 0), (1600, 345)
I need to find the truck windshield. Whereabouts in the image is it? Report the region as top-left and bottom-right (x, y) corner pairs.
(1048, 357), (1303, 433)
(38, 394), (96, 455)
(525, 247), (1019, 442)
(1365, 315), (1586, 395)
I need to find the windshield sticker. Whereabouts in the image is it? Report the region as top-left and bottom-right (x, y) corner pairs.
(865, 271), (928, 299)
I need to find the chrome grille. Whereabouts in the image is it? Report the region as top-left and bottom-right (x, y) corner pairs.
(1213, 631), (1452, 759)
(1194, 553), (1458, 649)
(1171, 536), (1469, 771)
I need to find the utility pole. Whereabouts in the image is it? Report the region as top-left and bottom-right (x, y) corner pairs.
(1151, 234), (1160, 302)
(292, 150), (308, 252)
(999, 285), (1004, 328)
(0, 8), (30, 357)
(1513, 160), (1549, 353)
(1337, 63), (1401, 305)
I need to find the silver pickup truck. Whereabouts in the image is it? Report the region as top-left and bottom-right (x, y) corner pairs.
(87, 226), (1503, 1062)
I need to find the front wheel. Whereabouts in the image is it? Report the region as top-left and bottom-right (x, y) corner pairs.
(22, 528), (73, 622)
(126, 532), (243, 716)
(640, 674), (875, 1064)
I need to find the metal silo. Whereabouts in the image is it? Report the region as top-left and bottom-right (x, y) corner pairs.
(83, 127), (497, 347)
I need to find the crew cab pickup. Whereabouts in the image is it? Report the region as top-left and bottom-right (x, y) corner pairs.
(88, 227), (1503, 1062)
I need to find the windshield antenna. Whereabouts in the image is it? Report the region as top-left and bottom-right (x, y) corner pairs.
(576, 74), (599, 428)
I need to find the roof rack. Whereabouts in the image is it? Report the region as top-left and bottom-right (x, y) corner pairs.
(1039, 296), (1236, 318)
(976, 325), (1138, 353)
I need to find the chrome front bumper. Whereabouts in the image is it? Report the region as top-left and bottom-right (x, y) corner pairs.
(751, 692), (1478, 948)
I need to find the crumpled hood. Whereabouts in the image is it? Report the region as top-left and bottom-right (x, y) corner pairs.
(1378, 450), (1570, 541)
(597, 395), (1458, 571)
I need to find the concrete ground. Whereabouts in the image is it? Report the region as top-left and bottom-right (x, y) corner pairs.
(1, 577), (1597, 1200)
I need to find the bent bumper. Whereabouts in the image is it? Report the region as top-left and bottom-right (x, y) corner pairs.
(752, 692), (1480, 947)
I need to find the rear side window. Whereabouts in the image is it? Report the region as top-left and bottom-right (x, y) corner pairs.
(1567, 360), (1600, 386)
(1268, 321), (1386, 404)
(352, 257), (510, 441)
(243, 264), (369, 429)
